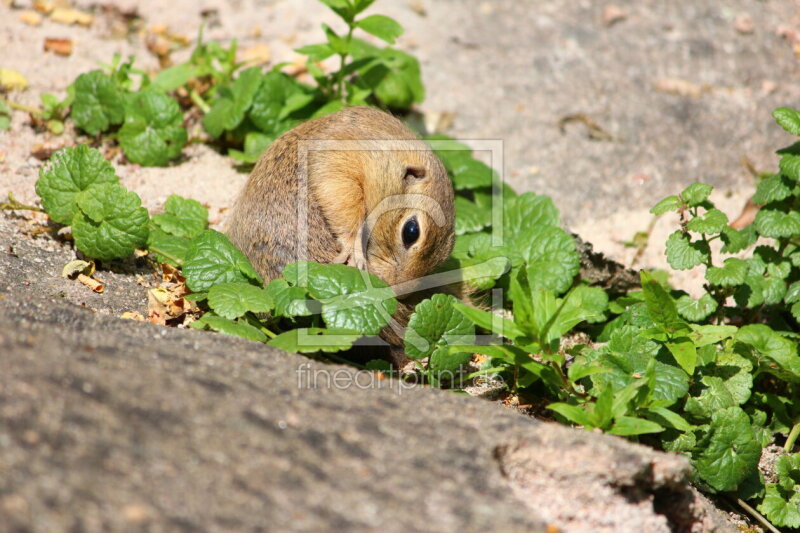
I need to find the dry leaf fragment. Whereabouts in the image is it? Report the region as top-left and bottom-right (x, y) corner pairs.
(654, 77), (708, 98)
(50, 7), (94, 26)
(240, 43), (271, 66)
(120, 311), (146, 321)
(149, 23), (168, 35)
(61, 260), (104, 292)
(407, 0), (426, 16)
(62, 259), (95, 278)
(33, 0), (54, 14)
(734, 13), (754, 35)
(0, 151), (5, 163)
(44, 38), (73, 56)
(0, 69), (28, 91)
(19, 11), (43, 26)
(603, 4), (627, 26)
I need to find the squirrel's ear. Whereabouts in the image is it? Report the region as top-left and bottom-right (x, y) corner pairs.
(404, 166), (426, 182)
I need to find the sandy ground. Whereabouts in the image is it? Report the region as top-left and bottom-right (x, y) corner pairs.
(0, 0), (791, 296)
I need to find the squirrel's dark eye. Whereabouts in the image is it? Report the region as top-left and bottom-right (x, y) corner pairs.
(402, 217), (420, 248)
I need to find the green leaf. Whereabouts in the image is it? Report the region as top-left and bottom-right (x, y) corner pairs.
(650, 195), (682, 215)
(759, 483), (800, 528)
(249, 72), (309, 134)
(705, 257), (747, 286)
(35, 144), (119, 225)
(283, 262), (397, 335)
(190, 314), (266, 343)
(151, 194), (208, 239)
(591, 327), (689, 406)
(147, 228), (191, 267)
(773, 107), (800, 135)
(70, 70), (125, 135)
(521, 227), (580, 294)
(295, 42), (337, 61)
(71, 183), (149, 261)
(720, 225), (757, 254)
(665, 230), (710, 270)
(118, 89), (187, 166)
(776, 454), (800, 490)
(736, 324), (800, 382)
(779, 151), (800, 181)
(695, 407), (761, 492)
(688, 324), (737, 347)
(203, 67), (263, 138)
(454, 196), (492, 234)
(666, 339), (697, 376)
(350, 39), (424, 109)
(452, 300), (524, 340)
(268, 327), (360, 353)
(676, 293), (717, 321)
(754, 207), (800, 238)
(265, 279), (313, 317)
(752, 174), (793, 205)
(686, 208), (728, 234)
(680, 183), (713, 206)
(151, 63), (200, 92)
(182, 230), (263, 292)
(685, 376), (738, 420)
(547, 403), (596, 428)
(404, 294), (475, 359)
(207, 282), (274, 319)
(429, 346), (472, 374)
(609, 416), (664, 436)
(640, 271), (687, 334)
(785, 280), (800, 304)
(356, 14), (404, 44)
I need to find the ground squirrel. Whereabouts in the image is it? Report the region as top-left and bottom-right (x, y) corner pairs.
(226, 106), (455, 357)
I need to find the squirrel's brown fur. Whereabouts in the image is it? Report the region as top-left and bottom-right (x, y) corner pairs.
(226, 106), (455, 360)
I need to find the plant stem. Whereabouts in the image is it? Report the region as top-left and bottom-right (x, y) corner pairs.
(0, 96), (40, 115)
(785, 419), (800, 453)
(336, 25), (355, 103)
(189, 90), (211, 113)
(730, 497), (780, 533)
(0, 192), (42, 212)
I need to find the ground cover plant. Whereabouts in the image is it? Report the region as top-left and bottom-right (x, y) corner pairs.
(4, 0), (800, 529)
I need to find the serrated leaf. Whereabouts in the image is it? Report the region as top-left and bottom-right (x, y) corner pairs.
(207, 282), (274, 319)
(454, 196), (491, 234)
(754, 207), (800, 238)
(705, 257), (747, 286)
(404, 293), (475, 359)
(676, 293), (718, 321)
(118, 89), (187, 166)
(686, 208), (727, 234)
(650, 195), (682, 215)
(591, 326), (689, 406)
(520, 227), (580, 294)
(350, 39), (424, 109)
(773, 107), (800, 135)
(759, 483), (800, 528)
(720, 225), (757, 254)
(265, 279), (314, 317)
(35, 144), (119, 225)
(190, 314), (266, 342)
(268, 327), (360, 353)
(151, 194), (208, 239)
(780, 152), (800, 181)
(249, 71), (309, 134)
(753, 174), (793, 204)
(71, 183), (149, 261)
(356, 14), (404, 44)
(183, 230), (263, 292)
(70, 70), (125, 135)
(785, 280), (800, 304)
(695, 407), (761, 492)
(283, 261), (397, 335)
(736, 324), (800, 382)
(665, 230), (710, 270)
(685, 376), (738, 420)
(203, 67), (262, 138)
(429, 346), (472, 374)
(681, 183), (713, 206)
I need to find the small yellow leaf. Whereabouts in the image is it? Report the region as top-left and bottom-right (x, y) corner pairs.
(19, 11), (43, 26)
(0, 69), (29, 91)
